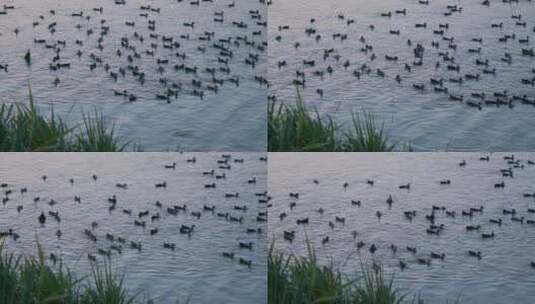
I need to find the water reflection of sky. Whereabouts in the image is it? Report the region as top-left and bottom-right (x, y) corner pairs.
(0, 153), (267, 304)
(269, 0), (535, 151)
(269, 152), (535, 304)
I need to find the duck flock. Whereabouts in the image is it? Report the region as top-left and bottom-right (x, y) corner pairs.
(269, 153), (535, 302)
(0, 153), (267, 302)
(0, 0), (267, 102)
(269, 0), (535, 110)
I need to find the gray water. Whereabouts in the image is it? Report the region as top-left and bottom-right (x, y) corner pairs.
(268, 0), (535, 151)
(0, 153), (267, 304)
(0, 0), (267, 151)
(269, 153), (535, 304)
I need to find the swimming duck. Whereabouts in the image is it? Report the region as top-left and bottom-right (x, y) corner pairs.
(283, 231), (295, 242)
(239, 242), (253, 250)
(417, 258), (431, 266)
(38, 212), (46, 224)
(369, 244), (377, 254)
(399, 183), (410, 189)
(239, 258), (252, 267)
(164, 242), (176, 250)
(481, 232), (495, 239)
(155, 182), (167, 188)
(430, 252), (445, 260)
(165, 163), (176, 169)
(468, 250), (482, 259)
(296, 218), (309, 225)
(334, 216), (345, 223)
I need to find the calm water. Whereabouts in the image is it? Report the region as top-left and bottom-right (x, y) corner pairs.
(269, 153), (535, 304)
(0, 153), (267, 304)
(269, 0), (535, 151)
(0, 0), (267, 151)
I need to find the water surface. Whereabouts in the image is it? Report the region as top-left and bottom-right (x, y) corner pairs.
(0, 153), (267, 303)
(269, 153), (535, 303)
(269, 0), (535, 151)
(0, 0), (267, 151)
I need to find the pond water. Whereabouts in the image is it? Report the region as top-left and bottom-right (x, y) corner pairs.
(269, 0), (535, 151)
(0, 153), (267, 304)
(269, 152), (535, 304)
(0, 0), (267, 151)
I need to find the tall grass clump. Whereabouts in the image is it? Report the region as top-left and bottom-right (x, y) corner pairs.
(81, 258), (140, 304)
(0, 89), (71, 152)
(0, 240), (149, 304)
(268, 92), (339, 152)
(342, 113), (395, 152)
(268, 91), (403, 152)
(268, 241), (414, 304)
(74, 111), (130, 152)
(0, 87), (132, 152)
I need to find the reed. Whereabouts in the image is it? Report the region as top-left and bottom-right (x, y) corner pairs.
(268, 93), (339, 152)
(268, 91), (404, 152)
(268, 240), (453, 304)
(81, 258), (140, 304)
(0, 87), (132, 152)
(0, 240), (149, 304)
(74, 111), (130, 152)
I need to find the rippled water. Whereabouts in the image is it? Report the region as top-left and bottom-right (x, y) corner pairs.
(0, 153), (267, 303)
(269, 153), (535, 304)
(0, 0), (267, 151)
(269, 0), (535, 151)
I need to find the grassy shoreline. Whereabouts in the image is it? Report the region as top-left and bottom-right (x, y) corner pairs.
(0, 88), (134, 152)
(268, 91), (410, 152)
(268, 241), (458, 304)
(0, 241), (153, 304)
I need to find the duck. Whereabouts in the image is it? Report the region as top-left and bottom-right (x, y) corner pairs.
(239, 242), (253, 250)
(468, 250), (482, 259)
(222, 252), (234, 259)
(38, 212), (46, 224)
(466, 225), (481, 231)
(489, 218), (502, 225)
(180, 224), (195, 234)
(399, 183), (410, 189)
(130, 241), (142, 251)
(239, 258), (252, 267)
(24, 50), (31, 65)
(417, 258), (431, 266)
(283, 231), (295, 242)
(155, 182), (167, 188)
(481, 232), (495, 239)
(503, 208), (516, 215)
(494, 181), (505, 188)
(296, 217), (309, 225)
(511, 216), (524, 224)
(430, 252), (445, 260)
(165, 163), (176, 169)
